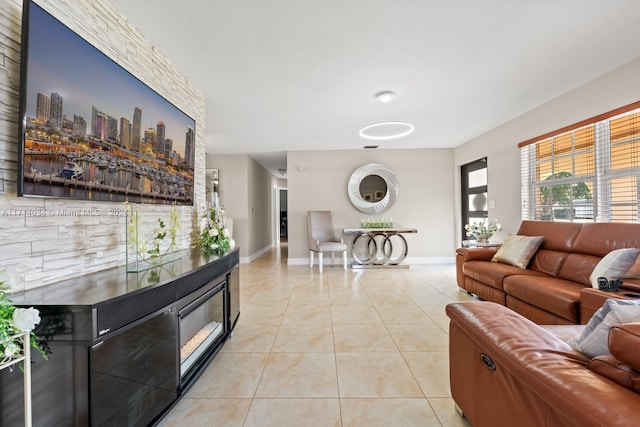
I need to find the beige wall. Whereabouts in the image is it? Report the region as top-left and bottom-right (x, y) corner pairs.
(207, 57), (640, 268)
(248, 157), (275, 256)
(206, 155), (249, 258)
(206, 154), (276, 261)
(453, 57), (640, 243)
(0, 0), (205, 290)
(287, 149), (455, 263)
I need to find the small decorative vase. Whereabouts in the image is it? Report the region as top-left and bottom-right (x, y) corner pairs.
(474, 233), (493, 242)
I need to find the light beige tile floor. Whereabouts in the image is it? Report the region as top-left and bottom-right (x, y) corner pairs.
(158, 242), (474, 427)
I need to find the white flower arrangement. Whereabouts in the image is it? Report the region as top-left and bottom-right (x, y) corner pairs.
(464, 218), (502, 236)
(0, 272), (46, 366)
(200, 207), (235, 254)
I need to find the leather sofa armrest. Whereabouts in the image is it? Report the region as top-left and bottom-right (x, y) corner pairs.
(621, 278), (640, 293)
(446, 301), (581, 360)
(447, 302), (640, 427)
(456, 248), (496, 289)
(455, 247), (496, 262)
(589, 355), (640, 393)
(609, 323), (640, 371)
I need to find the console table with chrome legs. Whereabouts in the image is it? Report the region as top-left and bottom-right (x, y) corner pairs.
(343, 228), (418, 268)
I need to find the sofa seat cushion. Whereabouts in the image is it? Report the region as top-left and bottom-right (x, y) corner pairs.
(503, 275), (585, 323)
(462, 260), (547, 291)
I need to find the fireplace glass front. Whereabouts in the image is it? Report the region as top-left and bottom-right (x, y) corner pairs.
(179, 280), (225, 378)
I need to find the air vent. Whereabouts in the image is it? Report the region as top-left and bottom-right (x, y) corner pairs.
(363, 145), (379, 149)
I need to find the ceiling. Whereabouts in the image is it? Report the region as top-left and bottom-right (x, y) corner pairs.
(109, 0), (640, 177)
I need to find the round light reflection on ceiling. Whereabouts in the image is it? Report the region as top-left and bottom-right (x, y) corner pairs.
(359, 121), (415, 140)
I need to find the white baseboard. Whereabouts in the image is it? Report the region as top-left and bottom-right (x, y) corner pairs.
(239, 244), (274, 264)
(287, 256), (455, 265)
(405, 256), (456, 264)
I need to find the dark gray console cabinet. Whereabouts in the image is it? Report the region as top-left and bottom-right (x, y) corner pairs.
(0, 248), (240, 427)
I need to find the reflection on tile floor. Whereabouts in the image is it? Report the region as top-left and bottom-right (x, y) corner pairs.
(158, 242), (473, 427)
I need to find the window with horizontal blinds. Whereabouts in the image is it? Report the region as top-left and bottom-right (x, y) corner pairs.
(521, 105), (640, 223)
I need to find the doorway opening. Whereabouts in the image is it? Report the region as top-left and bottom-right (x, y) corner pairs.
(279, 188), (288, 240)
(460, 157), (488, 243)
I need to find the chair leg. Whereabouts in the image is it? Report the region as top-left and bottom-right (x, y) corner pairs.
(331, 252), (335, 267)
(343, 251), (347, 270)
(309, 251), (314, 268)
(318, 253), (323, 273)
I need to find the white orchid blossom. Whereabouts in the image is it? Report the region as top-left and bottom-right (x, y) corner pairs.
(0, 273), (47, 364)
(12, 307), (41, 332)
(4, 341), (20, 358)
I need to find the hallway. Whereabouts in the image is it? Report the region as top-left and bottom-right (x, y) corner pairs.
(159, 242), (473, 426)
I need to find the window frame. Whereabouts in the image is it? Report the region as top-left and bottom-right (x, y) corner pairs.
(520, 101), (640, 223)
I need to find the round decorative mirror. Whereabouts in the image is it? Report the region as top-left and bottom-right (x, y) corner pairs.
(348, 163), (399, 214)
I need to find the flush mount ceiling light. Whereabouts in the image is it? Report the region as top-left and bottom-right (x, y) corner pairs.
(359, 121), (415, 140)
(375, 90), (395, 103)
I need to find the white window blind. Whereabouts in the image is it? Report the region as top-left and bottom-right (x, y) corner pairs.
(520, 102), (640, 223)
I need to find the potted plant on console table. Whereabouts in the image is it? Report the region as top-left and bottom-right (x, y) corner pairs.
(199, 207), (235, 255)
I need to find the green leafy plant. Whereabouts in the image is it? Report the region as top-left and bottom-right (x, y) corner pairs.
(199, 207), (234, 254)
(0, 282), (47, 367)
(539, 172), (593, 220)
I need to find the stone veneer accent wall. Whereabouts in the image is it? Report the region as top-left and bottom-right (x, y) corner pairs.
(0, 0), (206, 290)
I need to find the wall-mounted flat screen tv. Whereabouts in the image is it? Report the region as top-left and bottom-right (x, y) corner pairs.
(17, 0), (195, 205)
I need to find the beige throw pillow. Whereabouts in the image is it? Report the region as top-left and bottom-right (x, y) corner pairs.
(491, 235), (544, 269)
(589, 248), (640, 289)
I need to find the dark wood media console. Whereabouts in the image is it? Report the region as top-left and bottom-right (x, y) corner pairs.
(0, 248), (240, 426)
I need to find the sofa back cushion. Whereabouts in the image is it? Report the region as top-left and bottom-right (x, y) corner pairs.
(517, 220), (583, 251)
(558, 222), (640, 285)
(529, 249), (569, 277)
(558, 253), (601, 285)
(571, 222), (640, 257)
(517, 220), (583, 277)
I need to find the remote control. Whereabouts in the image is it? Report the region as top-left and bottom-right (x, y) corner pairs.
(597, 277), (610, 291)
(609, 279), (623, 292)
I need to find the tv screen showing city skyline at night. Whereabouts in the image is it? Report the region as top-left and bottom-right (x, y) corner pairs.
(17, 0), (195, 205)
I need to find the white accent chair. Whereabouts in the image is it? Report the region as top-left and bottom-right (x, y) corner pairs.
(307, 211), (348, 273)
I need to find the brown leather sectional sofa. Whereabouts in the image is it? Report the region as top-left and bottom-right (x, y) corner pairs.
(456, 220), (640, 324)
(446, 302), (640, 427)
